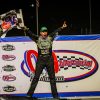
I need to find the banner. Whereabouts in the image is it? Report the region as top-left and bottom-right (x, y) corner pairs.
(0, 35), (100, 99)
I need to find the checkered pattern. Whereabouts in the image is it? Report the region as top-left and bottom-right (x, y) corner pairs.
(57, 56), (92, 70)
(16, 9), (25, 27)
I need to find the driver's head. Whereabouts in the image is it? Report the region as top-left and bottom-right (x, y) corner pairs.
(40, 26), (48, 38)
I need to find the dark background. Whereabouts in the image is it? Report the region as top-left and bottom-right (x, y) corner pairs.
(0, 0), (100, 35)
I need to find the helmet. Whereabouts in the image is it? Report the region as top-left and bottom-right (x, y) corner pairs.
(40, 26), (48, 32)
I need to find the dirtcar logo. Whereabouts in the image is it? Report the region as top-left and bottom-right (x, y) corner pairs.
(3, 85), (16, 92)
(2, 44), (15, 51)
(21, 50), (98, 82)
(2, 74), (16, 81)
(2, 65), (16, 72)
(54, 50), (98, 82)
(2, 55), (16, 61)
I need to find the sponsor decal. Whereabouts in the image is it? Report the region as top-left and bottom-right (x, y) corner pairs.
(2, 74), (16, 81)
(1, 21), (11, 30)
(2, 65), (16, 72)
(21, 50), (98, 82)
(2, 55), (16, 61)
(3, 85), (16, 92)
(2, 44), (15, 51)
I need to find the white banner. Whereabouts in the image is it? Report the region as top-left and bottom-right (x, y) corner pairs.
(0, 35), (100, 99)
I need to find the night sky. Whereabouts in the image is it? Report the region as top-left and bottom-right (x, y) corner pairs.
(0, 0), (100, 35)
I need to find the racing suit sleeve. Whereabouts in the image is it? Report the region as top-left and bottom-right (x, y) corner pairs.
(26, 30), (38, 41)
(22, 26), (38, 41)
(49, 27), (62, 39)
(49, 21), (68, 39)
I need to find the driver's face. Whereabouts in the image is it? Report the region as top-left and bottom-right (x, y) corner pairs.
(40, 31), (48, 38)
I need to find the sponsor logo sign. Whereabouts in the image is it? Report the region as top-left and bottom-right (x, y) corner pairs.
(2, 44), (15, 51)
(54, 50), (98, 82)
(2, 65), (16, 72)
(21, 50), (98, 82)
(2, 55), (16, 61)
(3, 85), (16, 92)
(2, 74), (16, 81)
